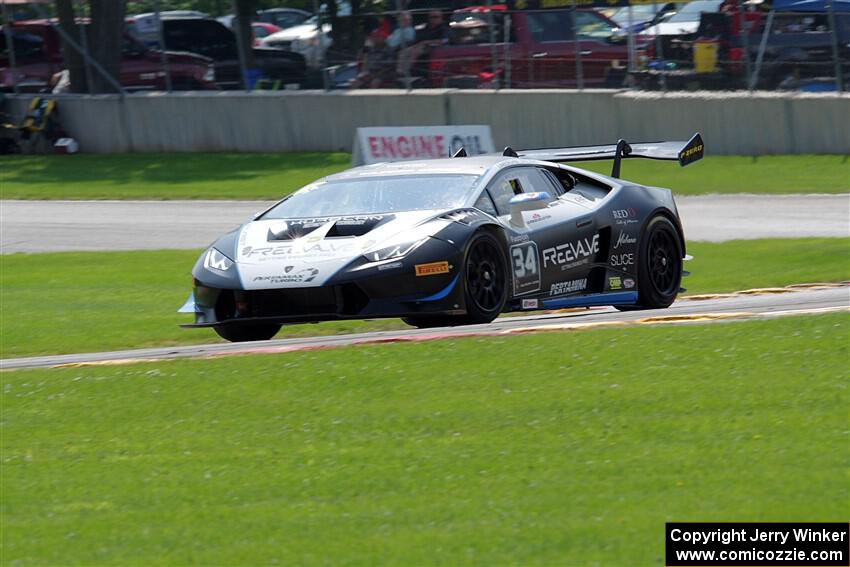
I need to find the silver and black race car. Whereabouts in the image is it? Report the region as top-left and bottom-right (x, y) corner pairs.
(180, 134), (704, 342)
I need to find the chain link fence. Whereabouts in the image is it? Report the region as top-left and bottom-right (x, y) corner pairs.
(1, 0), (847, 93)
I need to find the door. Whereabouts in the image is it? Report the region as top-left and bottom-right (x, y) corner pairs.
(523, 9), (578, 88)
(483, 167), (597, 298)
(573, 11), (627, 86)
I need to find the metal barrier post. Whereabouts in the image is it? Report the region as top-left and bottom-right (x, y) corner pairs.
(504, 13), (512, 87)
(231, 0), (250, 92)
(827, 0), (844, 91)
(488, 0), (499, 88)
(573, 1), (585, 89)
(75, 1), (96, 94)
(737, 0), (752, 88)
(749, 9), (774, 90)
(626, 2), (637, 76)
(654, 1), (667, 91)
(153, 0), (172, 92)
(1, 1), (19, 94)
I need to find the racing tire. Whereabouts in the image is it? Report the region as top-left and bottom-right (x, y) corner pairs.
(459, 231), (508, 324)
(213, 323), (282, 342)
(616, 215), (683, 311)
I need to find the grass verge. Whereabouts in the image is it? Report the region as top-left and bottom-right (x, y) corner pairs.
(0, 153), (351, 200)
(1, 154), (847, 200)
(1, 238), (847, 359)
(2, 314), (848, 565)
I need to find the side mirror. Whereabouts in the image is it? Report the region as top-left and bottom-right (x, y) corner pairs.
(608, 29), (628, 44)
(509, 191), (551, 226)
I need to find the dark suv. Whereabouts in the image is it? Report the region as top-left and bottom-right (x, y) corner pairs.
(126, 16), (307, 89)
(0, 20), (217, 92)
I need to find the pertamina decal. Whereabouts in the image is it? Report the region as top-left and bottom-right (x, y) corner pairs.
(415, 261), (450, 276)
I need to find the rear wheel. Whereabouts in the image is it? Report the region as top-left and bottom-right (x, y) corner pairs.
(213, 323), (282, 342)
(616, 215), (683, 310)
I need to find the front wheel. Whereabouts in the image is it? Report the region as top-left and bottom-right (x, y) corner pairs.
(622, 215), (683, 310)
(460, 231), (508, 324)
(214, 323), (282, 342)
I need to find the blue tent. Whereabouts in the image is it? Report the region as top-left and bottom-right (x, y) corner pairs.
(771, 0), (850, 11)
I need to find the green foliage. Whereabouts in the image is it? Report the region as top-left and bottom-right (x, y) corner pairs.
(2, 314), (848, 564)
(0, 238), (847, 358)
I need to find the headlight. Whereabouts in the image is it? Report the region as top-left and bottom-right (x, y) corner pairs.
(364, 238), (427, 262)
(203, 65), (215, 83)
(204, 248), (233, 272)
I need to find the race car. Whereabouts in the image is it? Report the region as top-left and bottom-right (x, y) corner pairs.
(179, 134), (704, 342)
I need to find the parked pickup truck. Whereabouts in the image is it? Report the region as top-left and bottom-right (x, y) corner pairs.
(426, 5), (630, 88)
(635, 9), (850, 90)
(0, 20), (217, 92)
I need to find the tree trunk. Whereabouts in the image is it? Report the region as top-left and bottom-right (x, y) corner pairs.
(88, 0), (126, 93)
(55, 0), (87, 93)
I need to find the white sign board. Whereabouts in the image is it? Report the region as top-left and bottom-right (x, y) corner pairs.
(352, 125), (495, 166)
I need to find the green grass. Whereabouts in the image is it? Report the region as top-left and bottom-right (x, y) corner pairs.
(2, 314), (847, 565)
(684, 238), (850, 293)
(573, 154), (849, 195)
(1, 238), (847, 359)
(0, 153), (351, 200)
(1, 154), (847, 200)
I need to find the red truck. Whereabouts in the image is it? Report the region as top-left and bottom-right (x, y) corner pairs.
(427, 5), (630, 88)
(0, 20), (217, 92)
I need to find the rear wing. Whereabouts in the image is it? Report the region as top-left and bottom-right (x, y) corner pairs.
(512, 133), (704, 178)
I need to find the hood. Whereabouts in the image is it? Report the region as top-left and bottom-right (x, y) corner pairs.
(152, 49), (214, 64)
(263, 23), (330, 41)
(234, 210), (452, 289)
(641, 20), (700, 36)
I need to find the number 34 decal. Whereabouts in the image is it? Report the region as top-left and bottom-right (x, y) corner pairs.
(510, 242), (541, 295)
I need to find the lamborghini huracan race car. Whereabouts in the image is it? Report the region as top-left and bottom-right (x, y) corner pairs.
(180, 134), (704, 342)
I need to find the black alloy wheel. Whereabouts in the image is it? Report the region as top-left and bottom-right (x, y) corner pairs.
(462, 231), (508, 324)
(634, 215), (683, 309)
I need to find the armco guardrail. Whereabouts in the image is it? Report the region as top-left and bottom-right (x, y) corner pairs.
(6, 90), (849, 155)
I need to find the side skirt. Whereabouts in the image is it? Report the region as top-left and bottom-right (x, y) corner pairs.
(541, 291), (638, 310)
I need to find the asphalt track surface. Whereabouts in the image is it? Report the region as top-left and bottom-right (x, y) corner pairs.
(2, 194), (849, 253)
(2, 285), (847, 370)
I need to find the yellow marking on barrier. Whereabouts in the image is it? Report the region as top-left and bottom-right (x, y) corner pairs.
(683, 281), (847, 301)
(52, 358), (163, 368)
(505, 320), (628, 334)
(636, 312), (755, 324)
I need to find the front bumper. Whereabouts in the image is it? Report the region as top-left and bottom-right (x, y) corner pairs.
(182, 240), (466, 327)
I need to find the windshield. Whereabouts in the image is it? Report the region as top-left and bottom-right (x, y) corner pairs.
(668, 0), (722, 22)
(261, 174), (480, 218)
(611, 5), (664, 24)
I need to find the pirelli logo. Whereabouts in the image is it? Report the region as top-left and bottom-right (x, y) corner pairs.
(415, 261), (450, 276)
